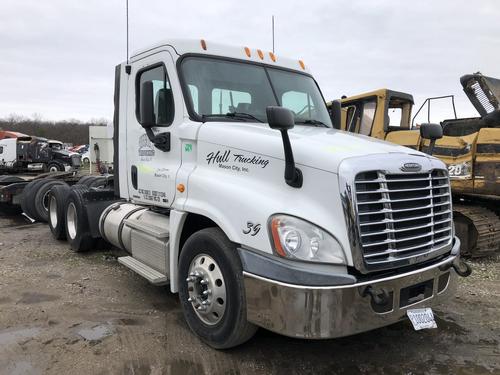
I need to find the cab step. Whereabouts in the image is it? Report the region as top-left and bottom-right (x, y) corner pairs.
(118, 256), (169, 285)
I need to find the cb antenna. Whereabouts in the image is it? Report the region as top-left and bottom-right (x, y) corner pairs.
(272, 15), (275, 54)
(125, 0), (131, 74)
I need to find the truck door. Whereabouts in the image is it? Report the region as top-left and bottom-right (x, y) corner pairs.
(0, 139), (17, 168)
(126, 50), (183, 207)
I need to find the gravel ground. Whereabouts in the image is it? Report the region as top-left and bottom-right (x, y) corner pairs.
(0, 211), (499, 375)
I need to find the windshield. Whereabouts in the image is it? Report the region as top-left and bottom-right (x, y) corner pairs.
(180, 56), (332, 127)
(50, 143), (62, 150)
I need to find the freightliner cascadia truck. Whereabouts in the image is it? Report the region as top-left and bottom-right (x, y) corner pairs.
(25, 39), (470, 348)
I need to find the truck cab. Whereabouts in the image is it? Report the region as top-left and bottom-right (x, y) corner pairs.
(46, 39), (468, 348)
(332, 88), (418, 146)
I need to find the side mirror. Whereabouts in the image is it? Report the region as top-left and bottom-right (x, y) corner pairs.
(419, 123), (442, 155)
(420, 123), (443, 140)
(140, 81), (155, 128)
(330, 100), (342, 130)
(266, 106), (295, 130)
(266, 106), (302, 188)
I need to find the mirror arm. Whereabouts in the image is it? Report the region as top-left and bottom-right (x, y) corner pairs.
(280, 129), (303, 188)
(144, 128), (171, 152)
(428, 139), (436, 156)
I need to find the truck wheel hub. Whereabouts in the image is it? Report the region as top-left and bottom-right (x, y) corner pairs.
(186, 254), (226, 325)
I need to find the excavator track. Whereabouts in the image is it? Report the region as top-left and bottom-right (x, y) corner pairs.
(453, 204), (500, 258)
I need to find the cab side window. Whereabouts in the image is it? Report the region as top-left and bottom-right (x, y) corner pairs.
(0, 146), (3, 154)
(136, 65), (175, 126)
(359, 101), (376, 136)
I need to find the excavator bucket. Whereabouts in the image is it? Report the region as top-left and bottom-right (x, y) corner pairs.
(460, 72), (500, 117)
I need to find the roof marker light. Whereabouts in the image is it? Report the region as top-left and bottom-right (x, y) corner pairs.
(200, 39), (207, 50)
(257, 49), (264, 60)
(244, 47), (251, 57)
(269, 52), (276, 62)
(299, 60), (305, 70)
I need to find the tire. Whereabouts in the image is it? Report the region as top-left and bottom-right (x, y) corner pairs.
(77, 176), (94, 186)
(47, 162), (64, 173)
(34, 180), (68, 223)
(83, 157), (90, 165)
(64, 185), (96, 252)
(48, 184), (71, 240)
(178, 228), (257, 349)
(88, 176), (108, 188)
(21, 178), (53, 219)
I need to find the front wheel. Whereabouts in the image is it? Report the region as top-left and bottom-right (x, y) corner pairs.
(178, 228), (257, 349)
(47, 162), (64, 173)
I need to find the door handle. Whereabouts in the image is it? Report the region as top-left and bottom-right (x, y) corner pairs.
(131, 165), (138, 189)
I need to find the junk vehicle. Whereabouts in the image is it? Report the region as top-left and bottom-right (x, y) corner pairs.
(23, 39), (470, 348)
(0, 136), (82, 173)
(0, 130), (28, 140)
(328, 73), (500, 257)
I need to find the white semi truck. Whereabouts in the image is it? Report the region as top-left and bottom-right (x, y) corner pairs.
(35, 39), (470, 348)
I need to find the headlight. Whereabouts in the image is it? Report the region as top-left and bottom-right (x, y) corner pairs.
(269, 215), (346, 264)
(447, 161), (472, 179)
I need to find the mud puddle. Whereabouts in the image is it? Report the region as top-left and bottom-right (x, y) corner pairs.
(76, 324), (114, 342)
(0, 327), (41, 346)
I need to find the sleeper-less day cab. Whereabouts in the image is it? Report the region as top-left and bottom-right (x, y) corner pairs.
(47, 39), (470, 348)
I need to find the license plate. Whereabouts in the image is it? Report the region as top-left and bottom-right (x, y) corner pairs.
(407, 308), (437, 331)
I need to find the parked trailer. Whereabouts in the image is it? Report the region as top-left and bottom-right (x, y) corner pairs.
(26, 39), (471, 349)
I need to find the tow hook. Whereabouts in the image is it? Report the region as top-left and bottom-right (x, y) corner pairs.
(362, 286), (390, 306)
(452, 258), (472, 277)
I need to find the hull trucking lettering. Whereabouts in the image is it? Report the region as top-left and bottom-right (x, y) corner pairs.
(206, 150), (269, 169)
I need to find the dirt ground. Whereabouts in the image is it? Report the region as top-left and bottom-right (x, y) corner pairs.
(0, 210), (499, 375)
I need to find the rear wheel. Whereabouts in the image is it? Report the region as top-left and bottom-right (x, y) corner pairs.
(21, 178), (53, 219)
(48, 184), (71, 240)
(64, 186), (95, 252)
(34, 180), (67, 222)
(178, 228), (257, 349)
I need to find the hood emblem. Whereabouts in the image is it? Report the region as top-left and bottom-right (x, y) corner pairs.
(400, 162), (422, 172)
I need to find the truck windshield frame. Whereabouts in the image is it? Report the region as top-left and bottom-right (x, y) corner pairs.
(177, 54), (332, 127)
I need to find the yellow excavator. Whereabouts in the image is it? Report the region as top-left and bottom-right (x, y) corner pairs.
(328, 73), (500, 257)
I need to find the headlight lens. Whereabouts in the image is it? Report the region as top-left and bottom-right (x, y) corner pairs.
(269, 215), (346, 264)
(447, 161), (472, 179)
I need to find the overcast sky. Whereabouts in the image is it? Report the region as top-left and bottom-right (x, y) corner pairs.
(1, 0), (499, 123)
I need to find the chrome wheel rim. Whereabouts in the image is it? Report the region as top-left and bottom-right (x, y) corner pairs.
(49, 166), (58, 172)
(49, 195), (57, 227)
(186, 254), (226, 325)
(66, 202), (77, 240)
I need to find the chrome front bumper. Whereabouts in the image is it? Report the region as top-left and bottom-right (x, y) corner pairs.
(243, 239), (461, 339)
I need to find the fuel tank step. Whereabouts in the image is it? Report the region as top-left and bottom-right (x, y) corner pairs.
(118, 256), (169, 285)
(124, 218), (169, 238)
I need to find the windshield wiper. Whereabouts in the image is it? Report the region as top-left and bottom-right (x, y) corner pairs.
(201, 112), (264, 123)
(295, 119), (329, 127)
(226, 112), (264, 123)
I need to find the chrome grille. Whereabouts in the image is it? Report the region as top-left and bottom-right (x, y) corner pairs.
(354, 169), (452, 267)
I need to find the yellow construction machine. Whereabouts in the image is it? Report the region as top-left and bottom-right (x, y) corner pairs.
(328, 73), (500, 257)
